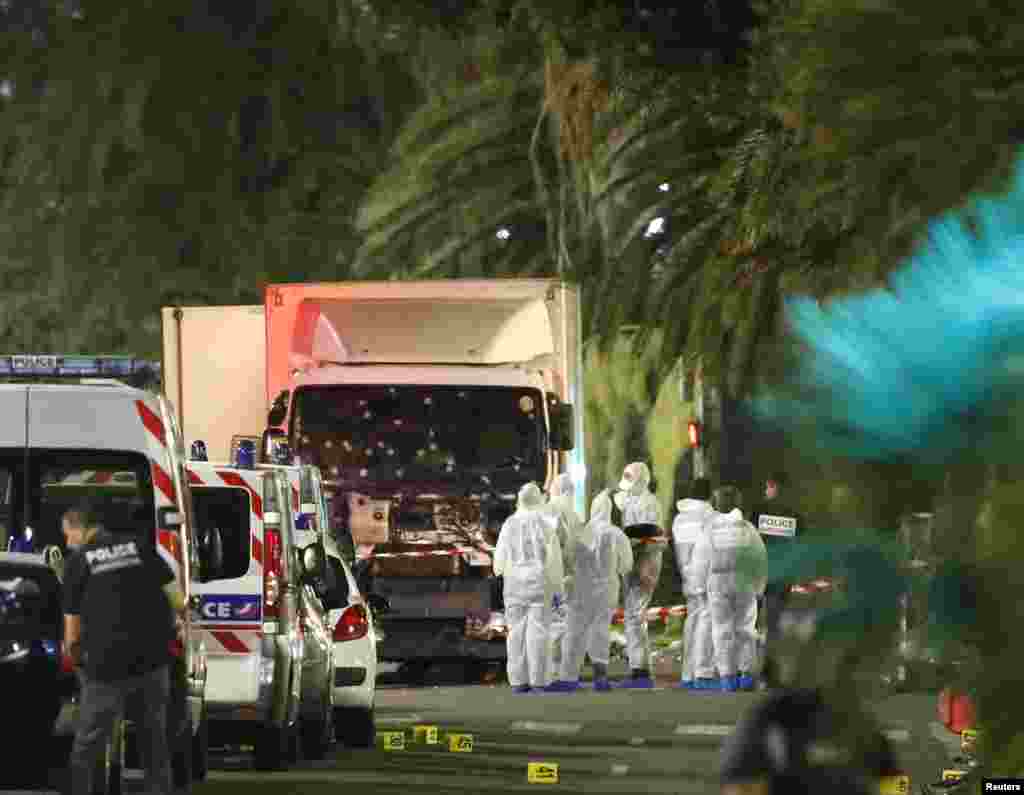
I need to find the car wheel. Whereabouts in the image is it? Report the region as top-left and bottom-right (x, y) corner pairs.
(192, 705), (209, 781)
(334, 706), (375, 749)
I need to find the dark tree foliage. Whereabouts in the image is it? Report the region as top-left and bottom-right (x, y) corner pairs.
(0, 0), (418, 355)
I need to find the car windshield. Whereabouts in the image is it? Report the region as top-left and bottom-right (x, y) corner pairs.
(0, 449), (155, 552)
(290, 385), (546, 493)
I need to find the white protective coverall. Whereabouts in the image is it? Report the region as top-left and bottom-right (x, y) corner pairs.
(546, 473), (583, 682)
(561, 491), (634, 681)
(617, 462), (665, 677)
(690, 508), (767, 680)
(493, 483), (565, 689)
(672, 497), (717, 682)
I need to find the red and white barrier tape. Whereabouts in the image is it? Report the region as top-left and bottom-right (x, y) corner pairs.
(611, 604), (687, 625)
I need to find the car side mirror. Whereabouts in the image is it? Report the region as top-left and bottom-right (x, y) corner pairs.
(302, 544), (324, 578)
(548, 401), (575, 451)
(267, 390), (290, 427)
(366, 593), (390, 615)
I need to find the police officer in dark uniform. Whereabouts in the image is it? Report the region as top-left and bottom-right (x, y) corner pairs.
(61, 503), (184, 795)
(750, 473), (804, 688)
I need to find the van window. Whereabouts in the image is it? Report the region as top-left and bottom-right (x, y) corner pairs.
(0, 449), (155, 552)
(190, 487), (251, 580)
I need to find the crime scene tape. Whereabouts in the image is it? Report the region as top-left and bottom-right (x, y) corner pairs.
(611, 605), (687, 625)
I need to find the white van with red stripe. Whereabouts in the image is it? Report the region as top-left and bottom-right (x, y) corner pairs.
(0, 373), (208, 792)
(185, 458), (332, 768)
(261, 461), (379, 748)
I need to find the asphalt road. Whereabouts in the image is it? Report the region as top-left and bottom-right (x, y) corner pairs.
(198, 670), (952, 795)
(9, 666), (961, 795)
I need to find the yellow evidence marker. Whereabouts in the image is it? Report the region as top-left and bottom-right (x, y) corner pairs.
(378, 731), (406, 751)
(448, 733), (474, 753)
(942, 770), (968, 783)
(413, 725), (439, 745)
(527, 762), (559, 784)
(878, 774), (910, 794)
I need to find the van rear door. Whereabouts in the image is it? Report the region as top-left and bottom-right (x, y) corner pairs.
(188, 467), (263, 705)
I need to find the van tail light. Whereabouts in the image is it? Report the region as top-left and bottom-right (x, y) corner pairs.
(333, 604), (369, 642)
(264, 527), (283, 622)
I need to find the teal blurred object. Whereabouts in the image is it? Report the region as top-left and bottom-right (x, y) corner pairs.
(754, 151), (1024, 463)
(768, 531), (908, 639)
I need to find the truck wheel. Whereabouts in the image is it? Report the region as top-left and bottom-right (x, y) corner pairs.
(334, 707), (375, 749)
(192, 705), (209, 781)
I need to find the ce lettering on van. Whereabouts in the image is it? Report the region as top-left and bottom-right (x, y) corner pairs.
(199, 595), (261, 622)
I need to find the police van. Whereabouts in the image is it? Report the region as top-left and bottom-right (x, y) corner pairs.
(184, 443), (333, 768)
(0, 354), (209, 793)
(259, 457), (381, 749)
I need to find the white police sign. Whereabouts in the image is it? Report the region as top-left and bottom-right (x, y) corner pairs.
(759, 514), (797, 538)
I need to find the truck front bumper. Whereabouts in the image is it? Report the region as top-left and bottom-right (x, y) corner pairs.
(378, 619), (507, 662)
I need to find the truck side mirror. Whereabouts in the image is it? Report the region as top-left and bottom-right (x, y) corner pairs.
(267, 390), (289, 427)
(548, 402), (575, 451)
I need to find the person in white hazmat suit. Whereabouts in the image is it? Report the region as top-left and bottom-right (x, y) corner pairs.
(493, 482), (565, 693)
(615, 461), (666, 688)
(545, 473), (582, 687)
(690, 485), (767, 692)
(672, 477), (717, 690)
(549, 490), (633, 693)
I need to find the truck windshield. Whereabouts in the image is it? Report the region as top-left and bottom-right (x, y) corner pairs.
(0, 449), (155, 552)
(290, 385), (547, 492)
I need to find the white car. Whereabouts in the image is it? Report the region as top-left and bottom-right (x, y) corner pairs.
(264, 461), (380, 749)
(323, 545), (381, 748)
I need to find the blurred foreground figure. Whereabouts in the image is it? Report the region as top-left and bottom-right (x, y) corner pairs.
(552, 490), (632, 693)
(749, 153), (1024, 781)
(493, 483), (564, 693)
(616, 461), (664, 688)
(720, 688), (901, 795)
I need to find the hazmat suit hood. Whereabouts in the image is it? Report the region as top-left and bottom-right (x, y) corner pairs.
(619, 462), (651, 496)
(551, 472), (574, 498)
(677, 497), (711, 512)
(517, 482), (546, 512)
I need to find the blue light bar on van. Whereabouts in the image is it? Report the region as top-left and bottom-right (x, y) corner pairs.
(0, 354), (161, 378)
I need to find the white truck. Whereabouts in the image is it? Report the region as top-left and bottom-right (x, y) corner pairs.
(161, 278), (585, 669)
